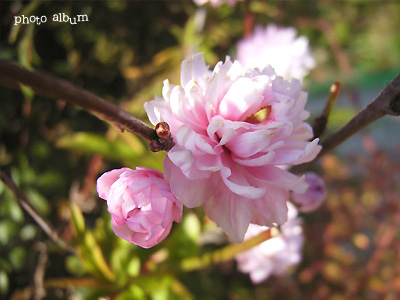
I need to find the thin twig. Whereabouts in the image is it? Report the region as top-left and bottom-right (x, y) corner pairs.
(33, 242), (48, 300)
(243, 0), (254, 37)
(312, 81), (341, 139)
(0, 169), (77, 254)
(292, 72), (400, 173)
(0, 59), (173, 151)
(178, 229), (272, 272)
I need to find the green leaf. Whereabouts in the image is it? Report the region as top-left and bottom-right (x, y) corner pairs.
(0, 191), (24, 223)
(65, 255), (86, 277)
(70, 203), (86, 237)
(181, 213), (201, 243)
(80, 231), (115, 282)
(19, 84), (35, 102)
(115, 284), (146, 300)
(26, 189), (50, 216)
(20, 224), (37, 241)
(0, 220), (18, 245)
(56, 132), (145, 161)
(0, 270), (9, 295)
(70, 204), (115, 282)
(134, 275), (173, 300)
(9, 246), (26, 271)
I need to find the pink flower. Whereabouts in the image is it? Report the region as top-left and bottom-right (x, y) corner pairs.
(237, 24), (316, 80)
(292, 172), (326, 212)
(193, 0), (242, 7)
(144, 53), (321, 242)
(235, 203), (304, 284)
(97, 167), (183, 248)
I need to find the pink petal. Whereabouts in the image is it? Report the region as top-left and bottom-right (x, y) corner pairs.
(203, 186), (252, 243)
(218, 77), (265, 120)
(164, 157), (215, 208)
(249, 187), (289, 226)
(181, 53), (210, 88)
(97, 168), (131, 200)
(245, 165), (307, 193)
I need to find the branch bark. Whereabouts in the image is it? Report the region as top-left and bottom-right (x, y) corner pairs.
(0, 59), (173, 151)
(0, 169), (77, 254)
(1, 59), (399, 164)
(292, 72), (400, 173)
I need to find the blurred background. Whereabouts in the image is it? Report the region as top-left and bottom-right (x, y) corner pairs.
(1, 1), (400, 299)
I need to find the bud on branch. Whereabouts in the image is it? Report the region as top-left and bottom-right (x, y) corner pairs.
(0, 59), (174, 152)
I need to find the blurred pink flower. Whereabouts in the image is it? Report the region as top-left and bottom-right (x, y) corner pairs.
(145, 53), (321, 242)
(193, 0), (242, 7)
(97, 167), (183, 248)
(235, 203), (304, 284)
(292, 172), (326, 212)
(237, 24), (316, 80)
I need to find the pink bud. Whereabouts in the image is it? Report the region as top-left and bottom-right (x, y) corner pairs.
(292, 172), (326, 212)
(97, 167), (182, 248)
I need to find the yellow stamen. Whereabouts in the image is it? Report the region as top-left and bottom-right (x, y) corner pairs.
(244, 106), (271, 124)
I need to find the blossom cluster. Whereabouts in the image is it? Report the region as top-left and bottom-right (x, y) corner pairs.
(97, 51), (324, 244)
(237, 24), (316, 80)
(235, 203), (304, 283)
(97, 19), (326, 283)
(193, 0), (243, 7)
(144, 52), (321, 243)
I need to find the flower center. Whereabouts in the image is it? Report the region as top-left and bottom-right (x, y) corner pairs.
(244, 105), (272, 124)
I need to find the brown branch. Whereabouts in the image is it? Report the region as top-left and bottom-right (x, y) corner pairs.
(312, 81), (341, 139)
(0, 59), (173, 151)
(292, 72), (400, 173)
(33, 242), (48, 300)
(243, 0), (254, 37)
(0, 169), (77, 254)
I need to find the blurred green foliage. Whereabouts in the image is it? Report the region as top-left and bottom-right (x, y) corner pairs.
(1, 0), (400, 299)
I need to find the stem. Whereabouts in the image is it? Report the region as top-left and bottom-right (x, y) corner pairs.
(0, 59), (173, 151)
(0, 169), (77, 254)
(312, 81), (341, 139)
(44, 277), (111, 289)
(243, 0), (254, 37)
(179, 229), (271, 272)
(33, 242), (48, 300)
(292, 72), (400, 173)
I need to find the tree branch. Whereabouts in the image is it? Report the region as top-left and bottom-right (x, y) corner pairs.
(312, 81), (341, 139)
(0, 59), (173, 151)
(292, 72), (400, 173)
(0, 169), (77, 254)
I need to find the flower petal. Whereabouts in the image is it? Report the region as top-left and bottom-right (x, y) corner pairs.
(97, 168), (130, 200)
(204, 187), (252, 243)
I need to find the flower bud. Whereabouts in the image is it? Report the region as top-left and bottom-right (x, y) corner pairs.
(97, 167), (182, 248)
(155, 122), (171, 139)
(292, 172), (326, 213)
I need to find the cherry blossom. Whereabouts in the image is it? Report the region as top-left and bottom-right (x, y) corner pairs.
(237, 24), (316, 80)
(235, 203), (304, 284)
(145, 53), (321, 242)
(193, 0), (242, 7)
